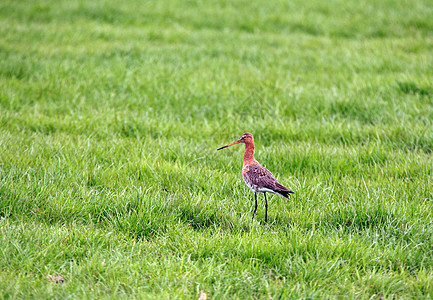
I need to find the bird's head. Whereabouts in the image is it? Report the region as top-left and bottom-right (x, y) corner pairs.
(217, 132), (254, 150)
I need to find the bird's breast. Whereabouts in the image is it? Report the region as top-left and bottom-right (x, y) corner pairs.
(243, 174), (257, 193)
(242, 165), (250, 176)
(242, 165), (259, 193)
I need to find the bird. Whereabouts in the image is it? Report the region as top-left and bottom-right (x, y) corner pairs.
(217, 132), (294, 222)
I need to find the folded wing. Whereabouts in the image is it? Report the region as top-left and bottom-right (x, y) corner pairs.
(244, 165), (295, 198)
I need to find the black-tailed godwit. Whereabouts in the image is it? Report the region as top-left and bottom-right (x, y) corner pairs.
(217, 132), (294, 222)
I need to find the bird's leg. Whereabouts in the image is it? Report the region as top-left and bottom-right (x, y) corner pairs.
(264, 193), (268, 222)
(252, 192), (258, 220)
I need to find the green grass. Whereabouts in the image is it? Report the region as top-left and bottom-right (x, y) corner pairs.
(1, 0), (433, 298)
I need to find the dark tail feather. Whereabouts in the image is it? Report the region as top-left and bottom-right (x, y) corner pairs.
(277, 190), (295, 199)
(275, 183), (295, 199)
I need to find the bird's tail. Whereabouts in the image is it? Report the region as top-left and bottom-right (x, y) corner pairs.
(275, 183), (295, 199)
(277, 190), (295, 199)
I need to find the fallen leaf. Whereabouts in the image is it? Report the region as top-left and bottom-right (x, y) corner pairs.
(198, 290), (207, 300)
(46, 274), (65, 283)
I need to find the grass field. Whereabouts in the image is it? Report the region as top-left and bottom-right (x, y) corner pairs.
(1, 0), (433, 298)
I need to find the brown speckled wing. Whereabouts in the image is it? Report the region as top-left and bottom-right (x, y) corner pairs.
(244, 165), (279, 190)
(244, 164), (294, 198)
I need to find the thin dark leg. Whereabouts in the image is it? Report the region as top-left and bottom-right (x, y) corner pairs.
(264, 193), (268, 222)
(252, 193), (258, 220)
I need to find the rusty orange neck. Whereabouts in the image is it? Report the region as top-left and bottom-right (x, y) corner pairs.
(243, 141), (257, 166)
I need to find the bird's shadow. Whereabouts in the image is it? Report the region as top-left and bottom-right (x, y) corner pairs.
(266, 215), (298, 229)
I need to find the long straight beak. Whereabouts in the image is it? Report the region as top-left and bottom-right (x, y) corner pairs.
(217, 140), (241, 151)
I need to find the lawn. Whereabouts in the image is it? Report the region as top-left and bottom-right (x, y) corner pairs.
(1, 0), (433, 298)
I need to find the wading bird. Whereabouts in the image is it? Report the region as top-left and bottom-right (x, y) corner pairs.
(217, 133), (294, 222)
